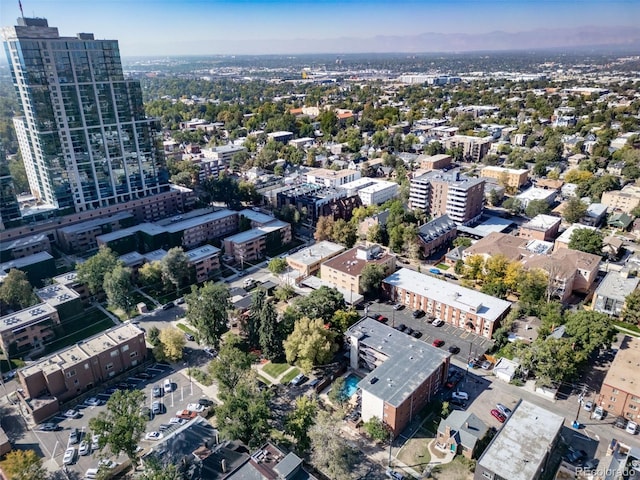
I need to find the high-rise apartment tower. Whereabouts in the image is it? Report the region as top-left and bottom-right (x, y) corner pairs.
(2, 18), (168, 214)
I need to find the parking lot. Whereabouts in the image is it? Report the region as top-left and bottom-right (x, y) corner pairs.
(363, 299), (494, 361)
(29, 363), (210, 476)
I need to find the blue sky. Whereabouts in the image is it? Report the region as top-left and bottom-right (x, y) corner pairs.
(2, 0), (639, 55)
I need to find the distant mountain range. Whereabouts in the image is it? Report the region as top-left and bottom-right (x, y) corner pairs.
(210, 26), (640, 55)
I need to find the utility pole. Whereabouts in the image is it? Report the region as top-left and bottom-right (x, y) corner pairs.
(573, 385), (587, 428)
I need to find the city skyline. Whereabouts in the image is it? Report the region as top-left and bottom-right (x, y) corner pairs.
(1, 0), (639, 56)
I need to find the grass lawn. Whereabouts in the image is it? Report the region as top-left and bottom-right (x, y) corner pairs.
(430, 455), (476, 480)
(280, 367), (301, 385)
(436, 263), (450, 270)
(262, 362), (291, 378)
(256, 374), (272, 386)
(397, 424), (432, 469)
(176, 323), (197, 335)
(613, 320), (640, 335)
(38, 309), (115, 358)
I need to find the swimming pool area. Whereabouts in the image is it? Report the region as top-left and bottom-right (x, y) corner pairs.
(341, 373), (361, 398)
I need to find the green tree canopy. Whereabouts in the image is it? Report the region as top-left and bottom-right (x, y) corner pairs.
(562, 196), (588, 224)
(77, 246), (120, 295)
(292, 286), (345, 323)
(161, 247), (190, 292)
(622, 289), (640, 325)
(331, 309), (360, 335)
(284, 317), (339, 373)
(285, 395), (317, 453)
(208, 334), (253, 395)
(359, 263), (386, 296)
(309, 409), (358, 480)
(564, 311), (617, 353)
(568, 228), (604, 256)
(88, 389), (146, 466)
(525, 199), (551, 218)
(103, 264), (133, 314)
(363, 416), (390, 443)
(0, 449), (48, 480)
(267, 257), (288, 275)
(0, 269), (37, 311)
(185, 281), (230, 348)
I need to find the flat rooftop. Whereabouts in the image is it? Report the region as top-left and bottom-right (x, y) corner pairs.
(57, 212), (133, 235)
(96, 223), (164, 243)
(119, 251), (144, 267)
(602, 336), (640, 398)
(142, 249), (167, 263)
(457, 216), (514, 238)
(36, 284), (80, 307)
(384, 268), (511, 322)
(555, 223), (597, 245)
(516, 187), (557, 202)
(52, 271), (79, 286)
(287, 241), (345, 266)
(0, 302), (57, 334)
(322, 244), (394, 278)
(0, 251), (53, 272)
(522, 214), (561, 231)
(595, 272), (640, 302)
(348, 318), (450, 407)
(478, 400), (564, 480)
(0, 233), (48, 252)
(163, 209), (237, 233)
(185, 244), (221, 263)
(238, 208), (276, 225)
(224, 220), (288, 245)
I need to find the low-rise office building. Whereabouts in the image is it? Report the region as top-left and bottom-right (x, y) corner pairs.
(223, 220), (291, 263)
(383, 268), (511, 338)
(347, 318), (450, 437)
(598, 335), (640, 422)
(321, 244), (396, 296)
(18, 323), (147, 422)
(592, 272), (639, 317)
(286, 241), (345, 278)
(474, 400), (564, 480)
(0, 302), (59, 356)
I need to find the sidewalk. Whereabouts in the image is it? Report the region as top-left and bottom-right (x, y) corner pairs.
(253, 362), (297, 385)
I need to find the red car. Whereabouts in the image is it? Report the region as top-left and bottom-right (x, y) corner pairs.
(377, 315), (388, 323)
(491, 409), (507, 423)
(432, 339), (445, 347)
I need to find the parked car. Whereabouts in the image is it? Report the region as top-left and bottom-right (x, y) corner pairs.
(444, 273), (457, 280)
(450, 398), (467, 408)
(145, 431), (163, 441)
(169, 417), (186, 425)
(411, 330), (422, 339)
(626, 420), (638, 435)
(429, 268), (441, 275)
(152, 385), (163, 397)
(97, 459), (117, 470)
(432, 339), (445, 347)
(480, 360), (492, 370)
(290, 374), (308, 386)
(496, 403), (512, 417)
(63, 447), (75, 465)
(243, 278), (256, 288)
(448, 345), (460, 354)
(432, 319), (444, 327)
(163, 380), (173, 393)
(91, 434), (101, 451)
(78, 441), (90, 456)
(396, 323), (406, 332)
(593, 405), (605, 420)
(386, 468), (405, 480)
(186, 403), (205, 413)
(68, 427), (80, 445)
(151, 401), (164, 415)
(404, 327), (414, 336)
(184, 333), (195, 341)
(564, 449), (587, 465)
(198, 398), (214, 407)
(490, 409), (507, 423)
(38, 423), (60, 432)
(614, 416), (628, 429)
(452, 391), (469, 401)
(64, 409), (81, 419)
(376, 314), (388, 323)
(162, 302), (175, 310)
(204, 347), (217, 357)
(84, 397), (102, 406)
(393, 303), (404, 310)
(176, 410), (198, 420)
(175, 297), (185, 305)
(412, 309), (425, 318)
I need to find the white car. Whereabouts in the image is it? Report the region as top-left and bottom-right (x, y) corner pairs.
(85, 397), (101, 406)
(78, 441), (90, 456)
(169, 417), (185, 425)
(97, 459), (117, 469)
(186, 403), (205, 413)
(496, 403), (512, 417)
(91, 434), (101, 451)
(627, 421), (638, 435)
(63, 447), (75, 465)
(163, 380), (173, 393)
(243, 277), (255, 287)
(64, 409), (81, 419)
(145, 431), (163, 441)
(452, 391), (469, 401)
(432, 319), (444, 327)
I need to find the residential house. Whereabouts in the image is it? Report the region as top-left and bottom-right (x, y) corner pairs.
(437, 411), (488, 459)
(554, 224), (597, 251)
(592, 272), (639, 318)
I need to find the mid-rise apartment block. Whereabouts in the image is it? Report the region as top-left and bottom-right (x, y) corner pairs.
(347, 318), (450, 437)
(409, 170), (485, 225)
(0, 302), (59, 356)
(305, 168), (361, 188)
(601, 184), (640, 214)
(443, 135), (492, 162)
(223, 220), (291, 263)
(419, 154), (452, 171)
(57, 212), (136, 253)
(480, 166), (529, 190)
(383, 268), (511, 338)
(598, 336), (640, 422)
(2, 18), (168, 214)
(519, 214), (561, 242)
(339, 178), (399, 206)
(592, 272), (639, 318)
(320, 244), (396, 296)
(0, 234), (51, 263)
(185, 245), (221, 283)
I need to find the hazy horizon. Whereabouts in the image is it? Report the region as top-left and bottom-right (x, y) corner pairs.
(1, 0), (639, 56)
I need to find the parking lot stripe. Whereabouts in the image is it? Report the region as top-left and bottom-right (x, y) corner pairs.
(460, 331), (470, 339)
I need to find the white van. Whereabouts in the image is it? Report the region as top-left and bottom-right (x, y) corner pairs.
(85, 468), (99, 479)
(452, 391), (469, 401)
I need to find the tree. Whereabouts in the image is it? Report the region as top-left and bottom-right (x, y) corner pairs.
(157, 327), (186, 362)
(138, 458), (182, 480)
(89, 389), (146, 466)
(286, 395), (317, 453)
(502, 197), (522, 215)
(518, 337), (581, 384)
(363, 416), (390, 443)
(453, 237), (472, 248)
(267, 257), (288, 275)
(330, 219), (357, 248)
(568, 228), (603, 256)
(314, 215), (335, 241)
(563, 196), (588, 224)
(525, 199), (550, 218)
(209, 334), (253, 395)
(318, 109), (338, 137)
(366, 223), (384, 244)
(274, 284), (295, 302)
(259, 300), (284, 361)
(328, 376), (347, 406)
(161, 247), (190, 292)
(331, 309), (360, 335)
(454, 259), (465, 275)
(309, 410), (358, 480)
(0, 449), (48, 480)
(215, 379), (271, 448)
(488, 188), (502, 206)
(185, 282), (230, 348)
(147, 326), (161, 346)
(441, 401), (451, 418)
(464, 254), (485, 282)
(137, 261), (163, 288)
(564, 169), (594, 184)
(293, 286), (345, 323)
(245, 288), (266, 349)
(622, 289), (640, 325)
(359, 263), (386, 296)
(284, 317), (339, 373)
(103, 265), (133, 314)
(564, 311), (617, 353)
(77, 246), (120, 295)
(0, 269), (37, 310)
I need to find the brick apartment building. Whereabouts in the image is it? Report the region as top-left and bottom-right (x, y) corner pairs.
(382, 268), (511, 338)
(223, 220), (292, 263)
(518, 214), (561, 242)
(480, 166), (529, 190)
(0, 302), (60, 355)
(347, 318), (450, 437)
(598, 336), (640, 422)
